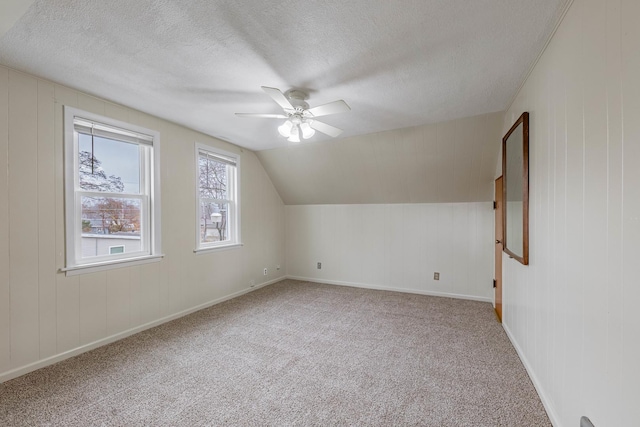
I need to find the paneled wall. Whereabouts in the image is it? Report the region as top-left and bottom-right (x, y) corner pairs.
(0, 65), (286, 382)
(286, 203), (494, 301)
(501, 0), (639, 425)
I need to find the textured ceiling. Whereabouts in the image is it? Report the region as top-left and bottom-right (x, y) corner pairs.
(0, 0), (568, 151)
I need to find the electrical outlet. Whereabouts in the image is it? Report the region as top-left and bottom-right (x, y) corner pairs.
(434, 272), (440, 280)
(263, 268), (268, 276)
(249, 280), (255, 288)
(276, 265), (280, 271)
(317, 262), (322, 269)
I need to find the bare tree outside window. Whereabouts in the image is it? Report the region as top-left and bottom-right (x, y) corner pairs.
(78, 150), (124, 192)
(79, 151), (141, 236)
(199, 154), (229, 242)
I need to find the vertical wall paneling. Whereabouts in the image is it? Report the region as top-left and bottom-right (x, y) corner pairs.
(387, 204), (404, 288)
(402, 204), (423, 289)
(549, 31), (568, 409)
(452, 204), (470, 293)
(358, 205), (386, 287)
(0, 66), (9, 373)
(603, 1), (623, 423)
(0, 66), (286, 383)
(560, 4), (586, 422)
(105, 267), (131, 336)
(8, 71), (40, 366)
(138, 263), (160, 325)
(581, 0), (609, 417)
(36, 79), (57, 359)
(53, 83), (80, 354)
(620, 0), (640, 424)
(128, 266), (143, 327)
(501, 0), (640, 425)
(78, 273), (107, 345)
(286, 203), (494, 301)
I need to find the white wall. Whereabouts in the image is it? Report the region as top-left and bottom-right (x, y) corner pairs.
(286, 203), (494, 301)
(500, 0), (639, 425)
(0, 65), (286, 382)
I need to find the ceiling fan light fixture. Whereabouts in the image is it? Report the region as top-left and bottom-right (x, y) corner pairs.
(288, 124), (300, 143)
(300, 122), (315, 139)
(236, 86), (349, 142)
(278, 120), (293, 137)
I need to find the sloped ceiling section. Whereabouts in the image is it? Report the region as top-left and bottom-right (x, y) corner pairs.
(0, 0), (568, 151)
(257, 112), (503, 205)
(0, 0), (35, 37)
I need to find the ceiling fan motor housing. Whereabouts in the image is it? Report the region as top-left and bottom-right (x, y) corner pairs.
(284, 89), (310, 110)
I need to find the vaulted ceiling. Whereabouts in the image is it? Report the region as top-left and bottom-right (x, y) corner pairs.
(258, 112), (503, 205)
(0, 0), (568, 152)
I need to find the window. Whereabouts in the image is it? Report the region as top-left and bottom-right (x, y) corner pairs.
(64, 107), (162, 274)
(195, 144), (240, 251)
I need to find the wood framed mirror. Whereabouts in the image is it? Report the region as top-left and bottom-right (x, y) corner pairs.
(502, 112), (529, 265)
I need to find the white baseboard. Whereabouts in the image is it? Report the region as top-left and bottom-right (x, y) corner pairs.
(502, 322), (562, 427)
(286, 275), (493, 303)
(0, 276), (285, 384)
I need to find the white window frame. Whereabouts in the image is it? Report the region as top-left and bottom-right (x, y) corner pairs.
(62, 106), (162, 275)
(194, 143), (241, 253)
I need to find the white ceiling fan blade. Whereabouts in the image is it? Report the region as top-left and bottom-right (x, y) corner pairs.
(261, 86), (295, 111)
(235, 113), (288, 119)
(309, 120), (343, 137)
(306, 100), (351, 117)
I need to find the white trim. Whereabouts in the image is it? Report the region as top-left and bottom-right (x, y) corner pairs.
(502, 323), (561, 427)
(0, 275), (286, 384)
(286, 276), (493, 303)
(83, 233), (140, 240)
(63, 106), (162, 270)
(194, 243), (244, 254)
(60, 253), (164, 276)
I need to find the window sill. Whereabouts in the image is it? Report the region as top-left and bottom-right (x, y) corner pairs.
(194, 243), (243, 255)
(60, 254), (165, 276)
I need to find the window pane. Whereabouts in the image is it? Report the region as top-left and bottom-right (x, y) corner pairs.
(199, 155), (228, 200)
(200, 201), (230, 244)
(81, 196), (142, 258)
(78, 133), (140, 193)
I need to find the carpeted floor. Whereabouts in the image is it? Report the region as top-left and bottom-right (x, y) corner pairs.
(0, 279), (550, 426)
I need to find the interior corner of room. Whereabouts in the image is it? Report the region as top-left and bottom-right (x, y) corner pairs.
(0, 0), (637, 426)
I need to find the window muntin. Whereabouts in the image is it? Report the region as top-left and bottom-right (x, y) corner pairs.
(64, 107), (161, 270)
(196, 144), (239, 250)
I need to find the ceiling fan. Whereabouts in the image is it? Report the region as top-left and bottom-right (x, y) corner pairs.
(235, 86), (351, 142)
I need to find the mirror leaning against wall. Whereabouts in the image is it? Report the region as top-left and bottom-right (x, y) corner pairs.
(502, 112), (529, 265)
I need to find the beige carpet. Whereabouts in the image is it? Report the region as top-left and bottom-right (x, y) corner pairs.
(0, 279), (550, 426)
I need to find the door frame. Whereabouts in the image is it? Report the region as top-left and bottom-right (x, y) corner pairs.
(494, 176), (503, 322)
